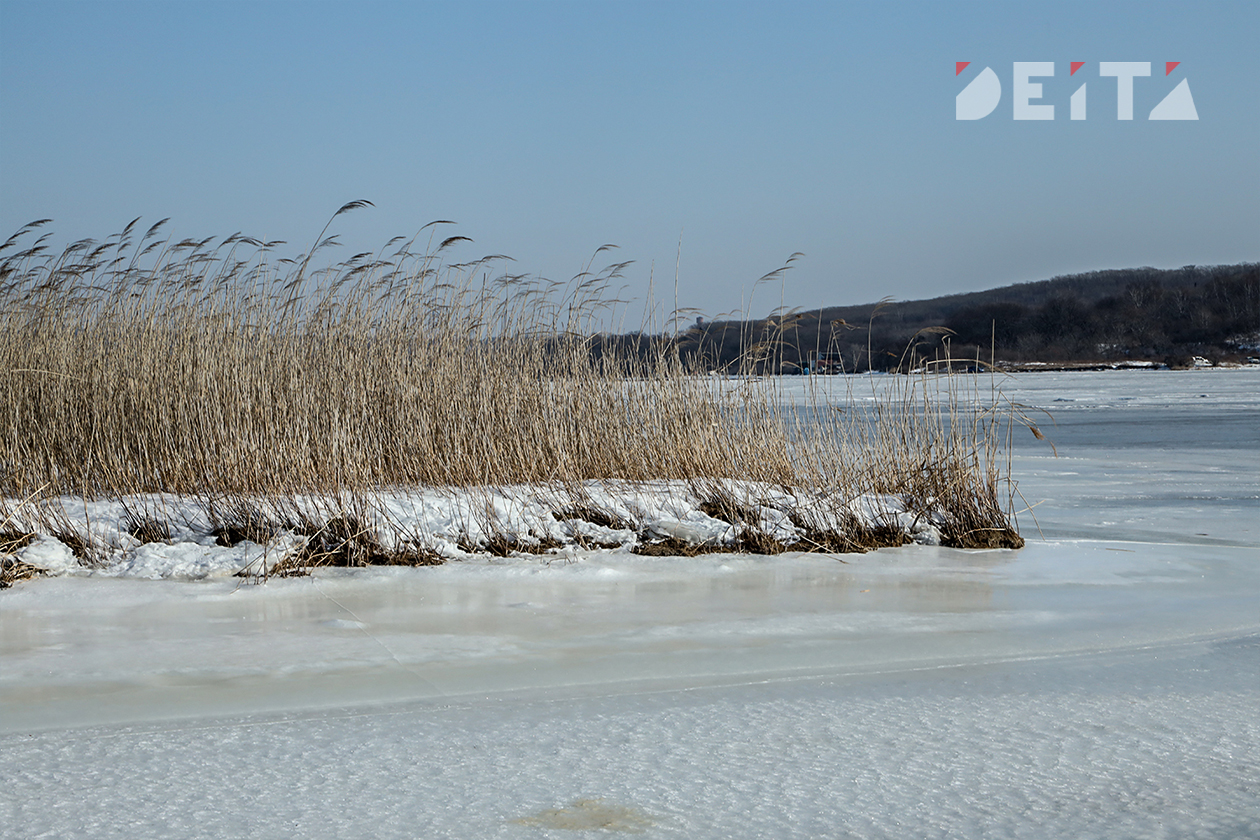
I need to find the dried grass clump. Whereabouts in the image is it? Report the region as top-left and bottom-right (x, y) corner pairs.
(1, 530), (40, 588)
(0, 530), (35, 554)
(0, 207), (1028, 571)
(1, 556), (43, 588)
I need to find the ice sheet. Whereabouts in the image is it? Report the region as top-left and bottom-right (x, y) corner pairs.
(2, 369), (1258, 838)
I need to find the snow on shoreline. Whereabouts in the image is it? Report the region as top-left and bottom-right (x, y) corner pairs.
(6, 480), (945, 581)
(11, 368), (1255, 584)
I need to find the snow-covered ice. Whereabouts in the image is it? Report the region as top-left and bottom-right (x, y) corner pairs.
(2, 369), (1258, 839)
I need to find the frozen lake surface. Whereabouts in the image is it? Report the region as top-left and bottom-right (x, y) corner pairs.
(2, 369), (1258, 838)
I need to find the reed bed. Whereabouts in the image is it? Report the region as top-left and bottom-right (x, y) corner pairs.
(0, 207), (1024, 578)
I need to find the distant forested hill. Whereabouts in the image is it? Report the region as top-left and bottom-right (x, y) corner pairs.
(645, 263), (1259, 372)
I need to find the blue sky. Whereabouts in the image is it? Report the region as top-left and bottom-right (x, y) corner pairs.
(2, 0), (1256, 318)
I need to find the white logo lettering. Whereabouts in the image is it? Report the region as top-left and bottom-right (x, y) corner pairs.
(1013, 62), (1055, 120)
(956, 66), (1002, 120)
(957, 61), (1197, 121)
(1097, 62), (1151, 120)
(1149, 78), (1198, 120)
(1070, 83), (1086, 120)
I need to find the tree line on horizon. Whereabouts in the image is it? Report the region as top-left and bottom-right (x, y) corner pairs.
(592, 263), (1259, 373)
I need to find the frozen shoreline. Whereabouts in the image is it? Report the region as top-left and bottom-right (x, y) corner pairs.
(4, 481), (947, 583)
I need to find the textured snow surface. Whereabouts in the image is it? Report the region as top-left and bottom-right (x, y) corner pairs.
(2, 369), (1258, 839)
(4, 638), (1258, 840)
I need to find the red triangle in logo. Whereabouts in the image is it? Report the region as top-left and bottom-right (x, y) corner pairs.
(1070, 61), (1085, 76)
(1166, 61), (1180, 76)
(956, 61), (970, 76)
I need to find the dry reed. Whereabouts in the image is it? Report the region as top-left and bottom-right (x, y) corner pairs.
(0, 207), (1024, 572)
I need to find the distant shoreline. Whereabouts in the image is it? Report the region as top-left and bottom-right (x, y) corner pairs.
(977, 359), (1258, 373)
(884, 359), (1260, 374)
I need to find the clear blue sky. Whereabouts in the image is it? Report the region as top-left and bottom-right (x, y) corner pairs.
(2, 0), (1256, 318)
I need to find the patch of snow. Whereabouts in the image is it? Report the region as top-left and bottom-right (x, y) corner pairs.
(16, 536), (79, 575)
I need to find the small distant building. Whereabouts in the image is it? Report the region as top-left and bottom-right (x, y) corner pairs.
(808, 352), (845, 374)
